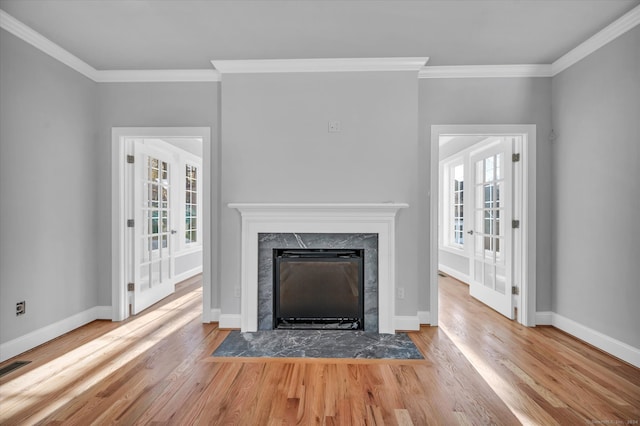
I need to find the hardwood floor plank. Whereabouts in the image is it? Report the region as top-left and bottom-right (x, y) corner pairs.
(1, 274), (638, 425)
(437, 274), (640, 425)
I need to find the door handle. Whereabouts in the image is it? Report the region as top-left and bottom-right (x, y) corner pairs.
(171, 230), (177, 235)
(467, 230), (474, 235)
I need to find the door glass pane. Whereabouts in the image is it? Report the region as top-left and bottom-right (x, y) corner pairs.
(151, 159), (159, 181)
(161, 161), (168, 181)
(484, 184), (493, 208)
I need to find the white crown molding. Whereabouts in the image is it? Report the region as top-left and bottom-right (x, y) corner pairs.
(95, 69), (220, 83)
(1, 9), (221, 83)
(419, 64), (553, 79)
(0, 8), (98, 81)
(212, 57), (429, 74)
(552, 4), (640, 75)
(2, 4), (639, 81)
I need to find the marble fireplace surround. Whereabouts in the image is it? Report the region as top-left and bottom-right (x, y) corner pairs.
(227, 203), (408, 334)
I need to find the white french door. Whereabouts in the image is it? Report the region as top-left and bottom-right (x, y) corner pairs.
(468, 137), (514, 319)
(129, 139), (176, 315)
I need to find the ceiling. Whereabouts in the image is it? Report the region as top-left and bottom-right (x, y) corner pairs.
(1, 0), (638, 70)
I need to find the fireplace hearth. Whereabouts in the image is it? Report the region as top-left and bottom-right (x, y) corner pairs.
(273, 249), (365, 330)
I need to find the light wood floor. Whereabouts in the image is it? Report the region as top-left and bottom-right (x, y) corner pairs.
(1, 274), (638, 425)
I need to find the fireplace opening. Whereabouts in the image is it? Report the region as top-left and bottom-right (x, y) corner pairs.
(273, 248), (364, 330)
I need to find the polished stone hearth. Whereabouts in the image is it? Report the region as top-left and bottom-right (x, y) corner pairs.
(212, 330), (423, 359)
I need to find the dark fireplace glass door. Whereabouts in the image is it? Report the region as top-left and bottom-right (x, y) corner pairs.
(274, 249), (364, 330)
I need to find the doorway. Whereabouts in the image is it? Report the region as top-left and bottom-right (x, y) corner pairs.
(430, 125), (537, 326)
(112, 127), (213, 321)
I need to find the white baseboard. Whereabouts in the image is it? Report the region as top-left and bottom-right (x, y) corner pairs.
(174, 266), (203, 285)
(437, 265), (470, 285)
(417, 311), (431, 325)
(95, 305), (113, 320)
(394, 315), (421, 331)
(535, 311), (553, 325)
(219, 314), (241, 329)
(206, 309), (221, 323)
(536, 311), (640, 368)
(0, 305), (110, 362)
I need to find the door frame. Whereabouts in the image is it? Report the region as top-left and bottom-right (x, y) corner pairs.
(111, 127), (214, 322)
(430, 125), (537, 326)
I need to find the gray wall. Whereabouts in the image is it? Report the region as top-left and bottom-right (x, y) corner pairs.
(96, 82), (220, 306)
(2, 15), (636, 356)
(552, 26), (640, 347)
(439, 250), (470, 278)
(0, 29), (98, 343)
(220, 72), (421, 316)
(419, 77), (553, 313)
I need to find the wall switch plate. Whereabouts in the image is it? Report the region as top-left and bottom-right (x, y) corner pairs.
(16, 301), (25, 316)
(234, 287), (241, 298)
(396, 287), (405, 299)
(328, 120), (341, 133)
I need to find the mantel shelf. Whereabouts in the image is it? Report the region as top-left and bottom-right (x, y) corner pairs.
(228, 202), (409, 215)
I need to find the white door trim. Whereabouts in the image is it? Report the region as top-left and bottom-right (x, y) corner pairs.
(430, 125), (537, 327)
(111, 127), (213, 322)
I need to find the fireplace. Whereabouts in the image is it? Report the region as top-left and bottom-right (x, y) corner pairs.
(273, 248), (364, 330)
(227, 203), (409, 334)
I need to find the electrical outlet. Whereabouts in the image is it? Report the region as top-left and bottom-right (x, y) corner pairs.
(16, 301), (26, 316)
(396, 287), (405, 299)
(234, 287), (241, 298)
(328, 120), (341, 133)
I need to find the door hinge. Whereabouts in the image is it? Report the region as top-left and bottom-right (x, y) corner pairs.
(127, 219), (134, 228)
(512, 286), (519, 295)
(127, 282), (135, 291)
(512, 219), (520, 229)
(126, 155), (135, 164)
(512, 153), (520, 162)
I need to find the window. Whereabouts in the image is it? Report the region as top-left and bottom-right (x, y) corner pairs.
(185, 164), (198, 244)
(451, 164), (464, 246)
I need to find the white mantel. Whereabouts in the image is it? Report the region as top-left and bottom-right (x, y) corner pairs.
(227, 203), (409, 334)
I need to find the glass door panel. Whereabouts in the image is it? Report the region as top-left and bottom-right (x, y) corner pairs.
(468, 137), (514, 319)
